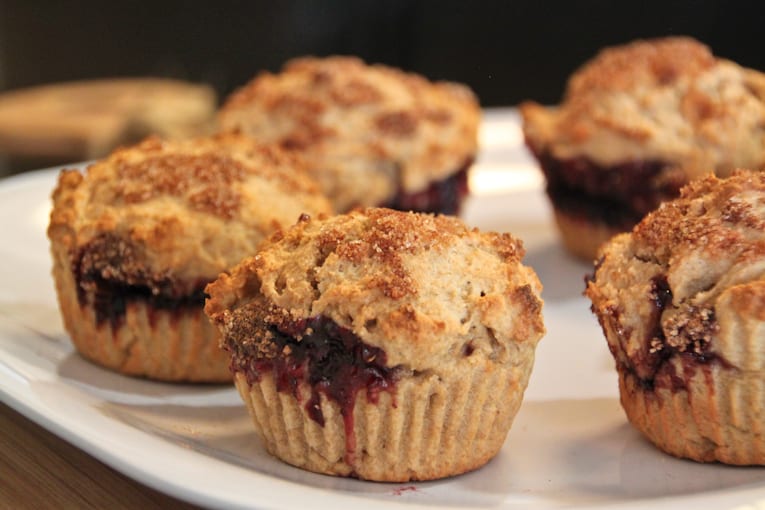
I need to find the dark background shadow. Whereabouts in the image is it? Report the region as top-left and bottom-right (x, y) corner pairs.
(2, 1), (763, 107)
(1, 1), (762, 175)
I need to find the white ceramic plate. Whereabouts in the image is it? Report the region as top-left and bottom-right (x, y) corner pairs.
(2, 109), (765, 510)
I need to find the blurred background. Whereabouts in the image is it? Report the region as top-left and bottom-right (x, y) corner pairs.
(0, 0), (763, 175)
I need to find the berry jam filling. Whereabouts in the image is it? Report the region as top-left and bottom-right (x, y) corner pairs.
(531, 148), (684, 229)
(621, 275), (729, 392)
(231, 315), (396, 464)
(385, 161), (470, 216)
(75, 272), (207, 327)
(73, 236), (206, 327)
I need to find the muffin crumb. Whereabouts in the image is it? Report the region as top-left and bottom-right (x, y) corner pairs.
(206, 207), (545, 480)
(586, 169), (765, 464)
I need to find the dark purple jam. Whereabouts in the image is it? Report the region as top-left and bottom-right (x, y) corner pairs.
(530, 148), (684, 229)
(628, 275), (727, 392)
(234, 315), (396, 462)
(638, 275), (678, 391)
(385, 162), (470, 216)
(76, 273), (207, 327)
(73, 235), (206, 327)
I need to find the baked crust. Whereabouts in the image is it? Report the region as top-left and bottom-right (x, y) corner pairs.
(49, 134), (332, 291)
(586, 170), (765, 464)
(48, 134), (333, 381)
(521, 36), (765, 262)
(521, 37), (765, 175)
(207, 208), (544, 369)
(206, 208), (545, 480)
(218, 56), (480, 212)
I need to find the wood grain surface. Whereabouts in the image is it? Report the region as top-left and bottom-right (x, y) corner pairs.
(0, 402), (203, 509)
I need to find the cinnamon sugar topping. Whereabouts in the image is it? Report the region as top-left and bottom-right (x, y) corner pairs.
(116, 153), (246, 218)
(586, 170), (765, 391)
(330, 79), (383, 107)
(521, 36), (765, 175)
(47, 133), (333, 304)
(206, 206), (544, 371)
(375, 111), (418, 136)
(568, 37), (715, 95)
(218, 56), (480, 211)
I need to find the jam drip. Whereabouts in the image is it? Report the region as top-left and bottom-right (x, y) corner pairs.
(73, 235), (206, 327)
(386, 162), (470, 216)
(237, 315), (396, 464)
(531, 148), (683, 228)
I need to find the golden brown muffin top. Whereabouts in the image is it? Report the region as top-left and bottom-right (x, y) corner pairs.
(218, 56), (480, 211)
(586, 170), (765, 382)
(205, 208), (545, 372)
(48, 134), (333, 295)
(521, 37), (765, 180)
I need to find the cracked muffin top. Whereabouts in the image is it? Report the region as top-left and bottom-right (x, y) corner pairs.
(48, 134), (333, 298)
(586, 170), (765, 385)
(521, 37), (765, 181)
(218, 56), (480, 212)
(205, 207), (545, 373)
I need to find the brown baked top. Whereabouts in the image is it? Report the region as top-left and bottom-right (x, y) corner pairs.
(586, 170), (765, 386)
(521, 37), (765, 181)
(48, 134), (333, 296)
(218, 56), (481, 211)
(205, 207), (545, 372)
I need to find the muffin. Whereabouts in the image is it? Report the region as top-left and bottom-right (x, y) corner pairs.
(218, 56), (480, 215)
(48, 134), (333, 382)
(521, 36), (765, 260)
(585, 170), (765, 464)
(205, 208), (545, 480)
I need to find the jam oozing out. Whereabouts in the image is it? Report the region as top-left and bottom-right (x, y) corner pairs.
(385, 163), (470, 216)
(80, 275), (206, 327)
(238, 315), (396, 464)
(73, 244), (206, 327)
(530, 148), (683, 229)
(631, 275), (727, 392)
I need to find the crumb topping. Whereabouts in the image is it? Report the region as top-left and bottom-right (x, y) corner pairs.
(660, 304), (718, 355)
(568, 37), (715, 95)
(375, 111), (419, 137)
(586, 170), (765, 389)
(221, 299), (286, 361)
(633, 170), (765, 264)
(330, 78), (383, 106)
(115, 153), (247, 218)
(47, 134), (333, 295)
(521, 37), (765, 178)
(76, 233), (159, 289)
(218, 56), (480, 211)
(314, 209), (480, 299)
(205, 207), (544, 374)
(73, 231), (208, 325)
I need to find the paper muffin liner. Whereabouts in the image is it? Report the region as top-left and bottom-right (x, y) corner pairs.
(618, 362), (765, 465)
(233, 359), (532, 482)
(551, 208), (621, 262)
(51, 245), (230, 383)
(613, 280), (765, 465)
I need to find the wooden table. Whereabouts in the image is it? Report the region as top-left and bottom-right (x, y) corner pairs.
(0, 79), (218, 507)
(0, 402), (203, 509)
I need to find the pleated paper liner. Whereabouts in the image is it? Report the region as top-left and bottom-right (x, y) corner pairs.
(233, 356), (534, 482)
(619, 365), (765, 465)
(51, 245), (230, 383)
